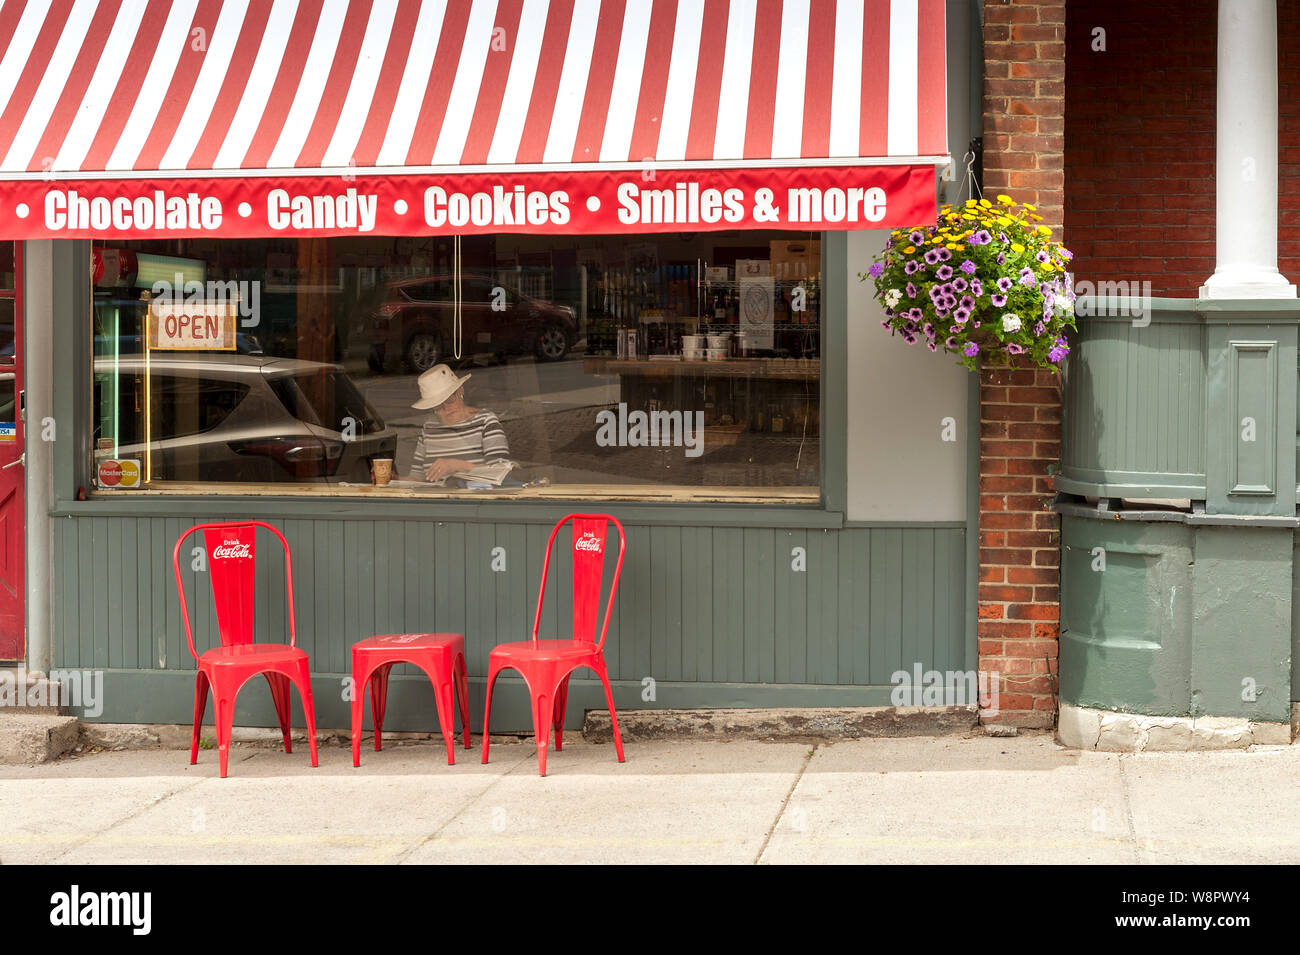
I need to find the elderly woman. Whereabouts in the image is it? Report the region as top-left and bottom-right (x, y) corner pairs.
(409, 364), (511, 483)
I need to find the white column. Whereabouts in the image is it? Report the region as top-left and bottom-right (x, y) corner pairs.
(1200, 0), (1296, 299)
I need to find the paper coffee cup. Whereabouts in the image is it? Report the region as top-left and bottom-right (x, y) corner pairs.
(372, 458), (393, 486)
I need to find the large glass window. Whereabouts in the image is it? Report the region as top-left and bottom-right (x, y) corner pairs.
(89, 232), (823, 501)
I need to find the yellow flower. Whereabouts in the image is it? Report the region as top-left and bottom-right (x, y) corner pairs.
(931, 237), (944, 244)
(1031, 214), (1044, 221)
(903, 246), (916, 254)
(946, 243), (959, 250)
(965, 199), (977, 208)
(997, 216), (1013, 226)
(1011, 242), (1026, 253)
(997, 194), (1016, 206)
(1041, 262), (1054, 272)
(1037, 225), (1052, 235)
(978, 198), (992, 207)
(1023, 202), (1037, 211)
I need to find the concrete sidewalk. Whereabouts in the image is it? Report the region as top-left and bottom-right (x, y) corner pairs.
(2, 734), (1299, 864)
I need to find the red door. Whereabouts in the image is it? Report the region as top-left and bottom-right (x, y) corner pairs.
(0, 242), (23, 661)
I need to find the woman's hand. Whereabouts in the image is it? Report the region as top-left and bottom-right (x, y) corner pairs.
(425, 457), (473, 482)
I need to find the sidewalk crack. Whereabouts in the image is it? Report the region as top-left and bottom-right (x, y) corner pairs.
(1117, 756), (1142, 864)
(388, 747), (532, 865)
(754, 743), (817, 865)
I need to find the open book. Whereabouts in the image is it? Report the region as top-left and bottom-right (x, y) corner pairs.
(431, 459), (516, 487)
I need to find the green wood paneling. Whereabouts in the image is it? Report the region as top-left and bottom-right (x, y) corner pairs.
(1062, 313), (1207, 491)
(54, 516), (967, 730)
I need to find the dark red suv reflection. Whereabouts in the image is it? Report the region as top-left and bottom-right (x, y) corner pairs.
(353, 274), (577, 374)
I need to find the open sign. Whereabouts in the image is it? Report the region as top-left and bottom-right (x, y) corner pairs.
(147, 300), (237, 350)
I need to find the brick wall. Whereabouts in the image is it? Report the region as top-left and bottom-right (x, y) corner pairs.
(1063, 0), (1216, 296)
(980, 0), (1065, 728)
(1065, 1), (1300, 295)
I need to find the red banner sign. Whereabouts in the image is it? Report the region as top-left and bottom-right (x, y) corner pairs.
(0, 165), (935, 240)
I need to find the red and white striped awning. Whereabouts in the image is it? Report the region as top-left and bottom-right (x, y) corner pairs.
(0, 0), (948, 238)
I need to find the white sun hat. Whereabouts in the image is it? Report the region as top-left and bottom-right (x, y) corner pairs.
(411, 364), (472, 410)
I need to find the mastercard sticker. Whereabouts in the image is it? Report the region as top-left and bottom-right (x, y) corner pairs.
(97, 459), (141, 489)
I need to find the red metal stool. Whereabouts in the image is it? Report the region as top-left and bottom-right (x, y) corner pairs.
(351, 634), (471, 766)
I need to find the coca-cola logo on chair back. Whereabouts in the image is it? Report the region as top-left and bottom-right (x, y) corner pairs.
(204, 525), (258, 645)
(570, 517), (608, 643)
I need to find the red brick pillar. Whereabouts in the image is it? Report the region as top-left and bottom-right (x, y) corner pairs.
(979, 0), (1065, 728)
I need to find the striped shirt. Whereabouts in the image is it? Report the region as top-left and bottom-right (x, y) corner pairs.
(410, 409), (510, 479)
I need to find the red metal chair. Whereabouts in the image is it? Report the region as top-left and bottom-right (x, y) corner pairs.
(350, 633), (471, 766)
(172, 521), (319, 778)
(481, 514), (627, 776)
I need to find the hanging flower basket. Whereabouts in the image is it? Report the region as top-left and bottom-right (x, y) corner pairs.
(860, 195), (1077, 371)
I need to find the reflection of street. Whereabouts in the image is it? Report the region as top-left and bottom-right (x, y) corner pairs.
(353, 354), (819, 488)
(356, 357), (617, 477)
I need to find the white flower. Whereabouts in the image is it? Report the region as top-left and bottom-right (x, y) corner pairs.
(884, 288), (903, 308)
(1001, 313), (1022, 333)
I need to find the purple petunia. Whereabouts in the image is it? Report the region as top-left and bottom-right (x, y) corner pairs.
(953, 307), (971, 324)
(909, 230), (925, 245)
(996, 277), (1013, 292)
(952, 277), (969, 293)
(996, 252), (1007, 265)
(1034, 321), (1046, 336)
(959, 259), (977, 274)
(937, 247), (951, 261)
(905, 282), (917, 298)
(970, 278), (984, 297)
(998, 232), (1009, 244)
(960, 295), (976, 310)
(907, 308), (925, 321)
(936, 265), (954, 280)
(904, 260), (921, 275)
(1006, 343), (1026, 355)
(881, 319), (892, 328)
(963, 342), (980, 357)
(1036, 250), (1050, 264)
(903, 333), (917, 345)
(970, 230), (992, 246)
(1048, 346), (1067, 363)
(991, 293), (1007, 307)
(1019, 267), (1037, 287)
(924, 249), (942, 265)
(923, 322), (936, 338)
(868, 262), (885, 278)
(927, 341), (938, 352)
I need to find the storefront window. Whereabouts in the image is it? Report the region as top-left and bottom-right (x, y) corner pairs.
(89, 232), (822, 501)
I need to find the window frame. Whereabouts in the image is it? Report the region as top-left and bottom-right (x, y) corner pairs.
(55, 233), (847, 525)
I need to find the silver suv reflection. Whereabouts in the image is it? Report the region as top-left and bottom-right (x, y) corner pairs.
(92, 353), (396, 484)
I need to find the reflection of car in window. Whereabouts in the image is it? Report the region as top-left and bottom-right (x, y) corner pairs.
(92, 353), (396, 483)
(351, 274), (577, 374)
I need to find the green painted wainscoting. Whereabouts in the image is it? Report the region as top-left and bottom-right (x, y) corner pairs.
(53, 515), (967, 732)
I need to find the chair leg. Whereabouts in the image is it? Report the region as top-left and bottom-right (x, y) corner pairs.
(351, 663), (370, 768)
(265, 673), (293, 753)
(190, 671), (210, 766)
(214, 691), (235, 778)
(552, 675), (571, 751)
(371, 663), (393, 752)
(531, 684), (553, 777)
(592, 658), (625, 763)
(481, 662), (502, 764)
(290, 661), (319, 768)
(455, 653), (471, 750)
(430, 669), (457, 766)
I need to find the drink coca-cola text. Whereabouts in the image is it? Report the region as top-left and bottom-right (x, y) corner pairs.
(211, 541), (252, 559)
